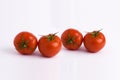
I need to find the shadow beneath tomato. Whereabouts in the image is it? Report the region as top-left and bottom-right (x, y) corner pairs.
(32, 50), (44, 58)
(1, 46), (46, 59)
(66, 46), (89, 55)
(79, 46), (100, 54)
(79, 46), (87, 53)
(61, 46), (89, 55)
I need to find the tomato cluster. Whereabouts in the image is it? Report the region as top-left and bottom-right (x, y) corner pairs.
(13, 28), (106, 57)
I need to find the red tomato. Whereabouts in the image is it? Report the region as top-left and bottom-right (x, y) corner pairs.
(14, 31), (37, 55)
(38, 33), (62, 57)
(61, 28), (83, 50)
(83, 30), (106, 53)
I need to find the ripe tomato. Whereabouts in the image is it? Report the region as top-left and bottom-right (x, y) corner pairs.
(14, 31), (37, 55)
(83, 30), (106, 53)
(61, 28), (83, 50)
(38, 33), (62, 57)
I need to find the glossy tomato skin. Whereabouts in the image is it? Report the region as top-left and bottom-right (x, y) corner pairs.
(14, 31), (37, 55)
(83, 31), (106, 53)
(61, 28), (83, 50)
(38, 34), (62, 57)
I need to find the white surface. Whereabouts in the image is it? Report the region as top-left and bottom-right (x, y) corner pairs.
(0, 0), (120, 80)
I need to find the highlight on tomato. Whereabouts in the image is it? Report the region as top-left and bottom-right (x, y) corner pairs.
(61, 28), (83, 50)
(38, 33), (62, 57)
(13, 31), (37, 55)
(83, 29), (106, 53)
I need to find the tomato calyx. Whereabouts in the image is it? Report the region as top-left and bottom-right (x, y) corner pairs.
(91, 29), (102, 37)
(46, 32), (58, 41)
(67, 38), (74, 44)
(18, 36), (29, 49)
(66, 32), (75, 44)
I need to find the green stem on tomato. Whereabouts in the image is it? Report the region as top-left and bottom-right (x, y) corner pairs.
(47, 32), (58, 41)
(92, 29), (102, 37)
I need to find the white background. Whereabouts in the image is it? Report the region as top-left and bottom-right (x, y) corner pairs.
(0, 0), (120, 80)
